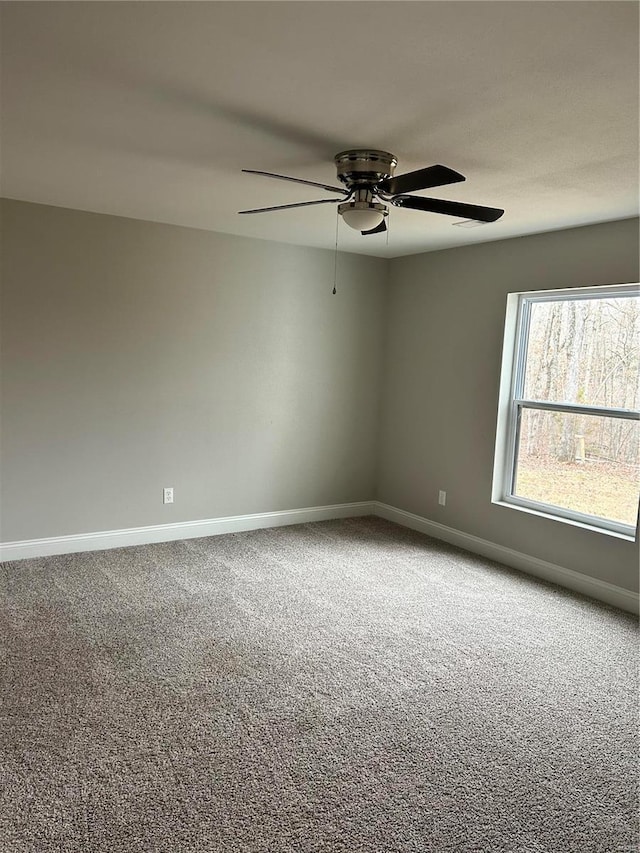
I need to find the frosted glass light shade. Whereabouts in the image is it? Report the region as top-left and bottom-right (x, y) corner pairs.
(341, 207), (385, 231)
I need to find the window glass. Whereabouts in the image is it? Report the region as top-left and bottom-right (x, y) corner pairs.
(522, 297), (640, 409)
(513, 408), (640, 527)
(493, 284), (640, 536)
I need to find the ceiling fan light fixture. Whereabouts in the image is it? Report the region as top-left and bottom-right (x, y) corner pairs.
(240, 151), (504, 234)
(341, 208), (384, 231)
(338, 201), (387, 232)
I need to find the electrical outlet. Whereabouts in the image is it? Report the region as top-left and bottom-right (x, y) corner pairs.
(438, 490), (446, 506)
(163, 487), (174, 505)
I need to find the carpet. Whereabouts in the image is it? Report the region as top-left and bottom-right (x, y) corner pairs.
(1, 516), (638, 852)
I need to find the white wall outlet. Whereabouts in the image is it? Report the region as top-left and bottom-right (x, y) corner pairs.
(163, 487), (174, 504)
(438, 490), (447, 506)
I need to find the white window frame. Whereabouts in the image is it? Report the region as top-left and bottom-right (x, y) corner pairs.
(492, 282), (640, 540)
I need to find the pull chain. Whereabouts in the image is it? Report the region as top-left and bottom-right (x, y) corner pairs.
(332, 210), (339, 295)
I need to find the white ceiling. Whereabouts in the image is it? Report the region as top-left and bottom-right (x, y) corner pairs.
(1, 1), (638, 258)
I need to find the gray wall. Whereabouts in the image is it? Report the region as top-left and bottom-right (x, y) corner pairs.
(0, 199), (388, 540)
(378, 218), (640, 593)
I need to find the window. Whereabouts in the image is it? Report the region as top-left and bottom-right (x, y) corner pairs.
(493, 284), (640, 538)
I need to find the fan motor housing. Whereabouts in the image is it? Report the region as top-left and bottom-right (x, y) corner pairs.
(334, 149), (397, 187)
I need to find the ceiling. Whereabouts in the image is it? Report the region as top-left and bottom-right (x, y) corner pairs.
(1, 1), (638, 258)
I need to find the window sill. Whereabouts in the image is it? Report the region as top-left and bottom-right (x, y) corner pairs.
(492, 499), (638, 542)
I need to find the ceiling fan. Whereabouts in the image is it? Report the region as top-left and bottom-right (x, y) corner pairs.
(239, 150), (504, 235)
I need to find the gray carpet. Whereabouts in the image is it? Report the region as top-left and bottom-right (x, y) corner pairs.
(1, 516), (638, 852)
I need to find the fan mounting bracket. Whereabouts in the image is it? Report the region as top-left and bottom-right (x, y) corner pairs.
(334, 149), (397, 189)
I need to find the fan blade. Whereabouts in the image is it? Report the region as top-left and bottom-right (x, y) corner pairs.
(378, 165), (465, 195)
(242, 169), (349, 196)
(238, 198), (344, 214)
(392, 195), (504, 222)
(361, 220), (387, 236)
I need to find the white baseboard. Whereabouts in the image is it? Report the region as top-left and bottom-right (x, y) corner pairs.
(2, 499), (637, 614)
(374, 502), (639, 615)
(0, 501), (376, 562)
